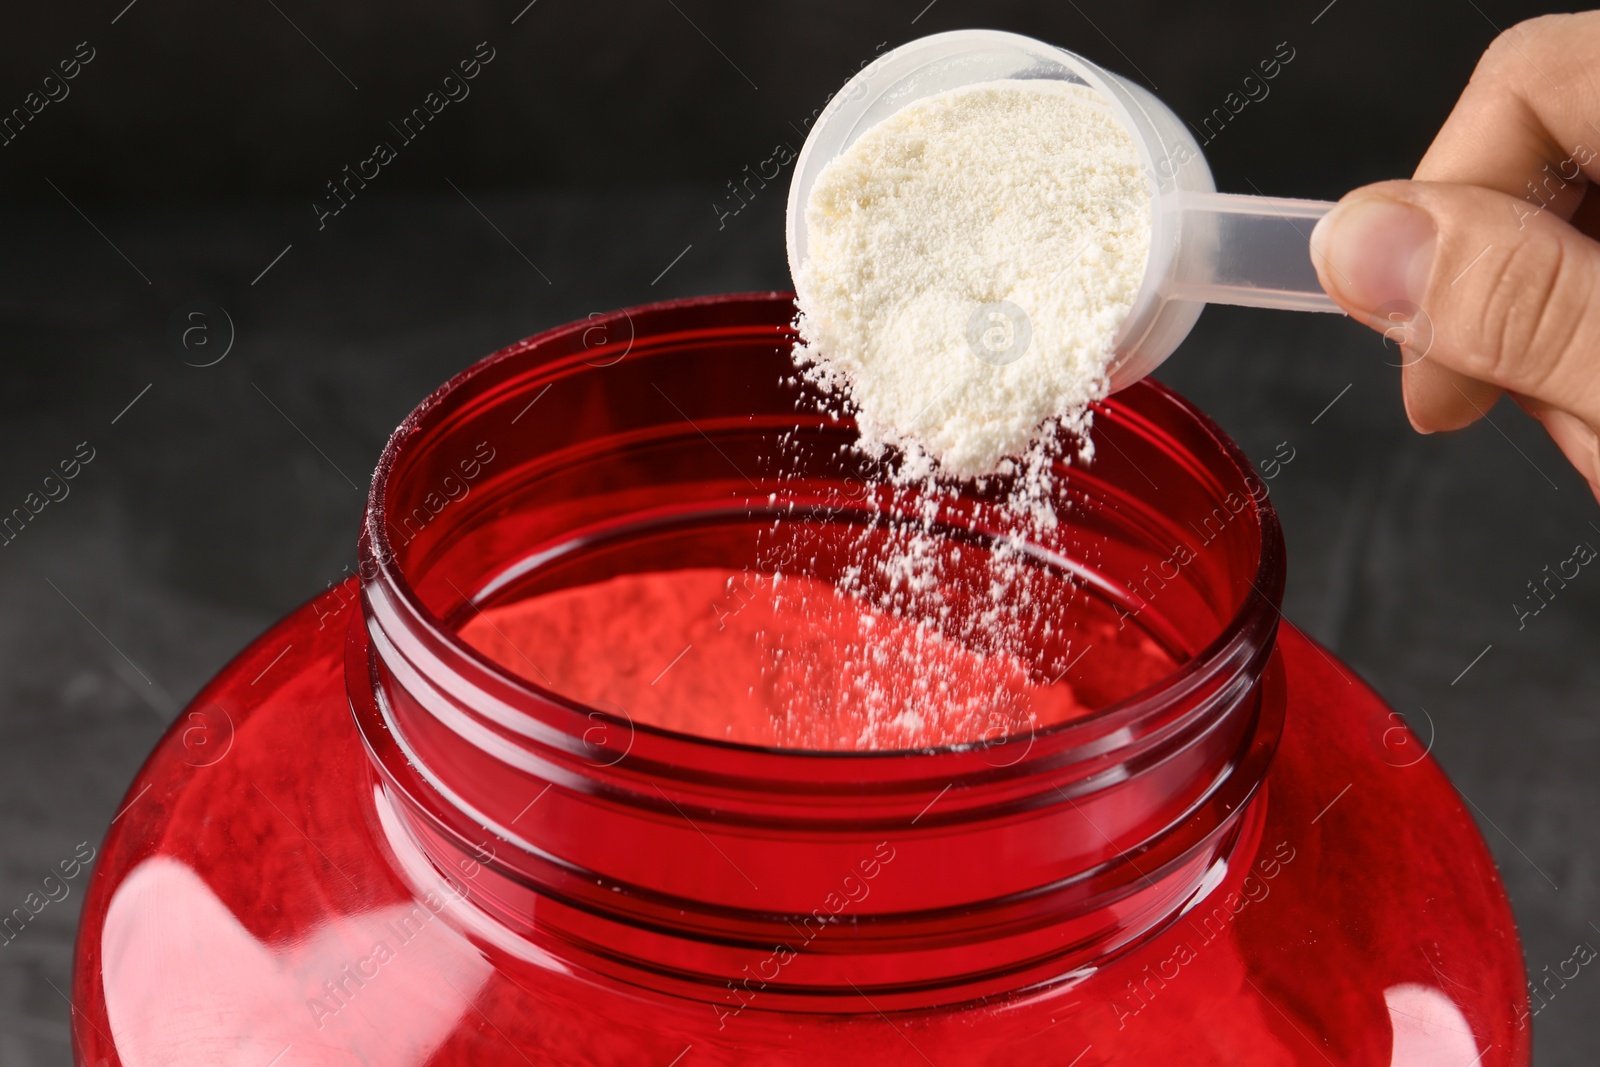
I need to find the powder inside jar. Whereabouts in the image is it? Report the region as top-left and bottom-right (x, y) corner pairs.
(459, 567), (1177, 751)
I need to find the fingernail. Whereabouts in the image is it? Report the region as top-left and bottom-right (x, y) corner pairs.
(1312, 196), (1437, 314)
(1399, 372), (1434, 435)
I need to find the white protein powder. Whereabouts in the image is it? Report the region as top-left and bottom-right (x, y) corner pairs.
(794, 79), (1152, 479)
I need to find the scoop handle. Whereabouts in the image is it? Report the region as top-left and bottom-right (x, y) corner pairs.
(1164, 191), (1343, 314)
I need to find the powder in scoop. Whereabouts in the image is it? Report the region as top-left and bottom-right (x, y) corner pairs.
(794, 79), (1152, 478)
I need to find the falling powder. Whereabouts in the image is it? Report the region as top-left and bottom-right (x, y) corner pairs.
(458, 80), (1173, 753)
(794, 79), (1152, 479)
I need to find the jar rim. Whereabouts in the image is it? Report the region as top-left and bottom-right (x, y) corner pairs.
(358, 291), (1286, 767)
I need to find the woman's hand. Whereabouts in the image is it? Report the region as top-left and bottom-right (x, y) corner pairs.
(1311, 12), (1600, 500)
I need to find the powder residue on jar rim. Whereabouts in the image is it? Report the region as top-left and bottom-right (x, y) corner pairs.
(793, 78), (1153, 480)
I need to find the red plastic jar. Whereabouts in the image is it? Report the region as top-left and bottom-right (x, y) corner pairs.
(72, 293), (1529, 1065)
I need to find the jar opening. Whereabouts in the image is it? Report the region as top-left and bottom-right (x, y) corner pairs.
(363, 293), (1278, 757)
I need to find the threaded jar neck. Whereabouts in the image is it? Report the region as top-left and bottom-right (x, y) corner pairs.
(347, 293), (1286, 1011)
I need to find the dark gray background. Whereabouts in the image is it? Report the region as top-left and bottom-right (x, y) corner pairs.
(0, 0), (1595, 1063)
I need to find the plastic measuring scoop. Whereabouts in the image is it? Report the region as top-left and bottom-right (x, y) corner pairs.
(785, 29), (1344, 392)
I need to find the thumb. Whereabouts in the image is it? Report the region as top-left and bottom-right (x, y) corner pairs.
(1311, 179), (1600, 432)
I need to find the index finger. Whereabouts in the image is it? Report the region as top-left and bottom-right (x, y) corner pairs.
(1414, 13), (1600, 202)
